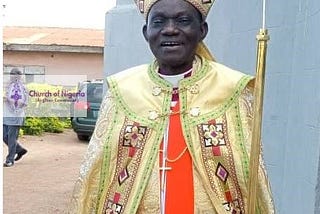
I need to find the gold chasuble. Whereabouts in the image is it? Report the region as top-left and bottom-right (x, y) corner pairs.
(68, 56), (274, 214)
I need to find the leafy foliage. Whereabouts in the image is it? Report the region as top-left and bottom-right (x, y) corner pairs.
(22, 117), (71, 135)
(23, 117), (45, 135)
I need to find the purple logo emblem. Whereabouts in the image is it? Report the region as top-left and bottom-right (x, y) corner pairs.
(6, 78), (28, 114)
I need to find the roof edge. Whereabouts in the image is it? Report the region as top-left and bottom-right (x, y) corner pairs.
(3, 43), (103, 54)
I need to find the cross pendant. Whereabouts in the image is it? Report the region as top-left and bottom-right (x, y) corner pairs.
(159, 166), (172, 171)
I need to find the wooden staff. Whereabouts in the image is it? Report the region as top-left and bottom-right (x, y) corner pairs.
(247, 1), (270, 213)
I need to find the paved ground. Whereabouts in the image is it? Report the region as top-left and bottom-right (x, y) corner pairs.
(3, 129), (88, 214)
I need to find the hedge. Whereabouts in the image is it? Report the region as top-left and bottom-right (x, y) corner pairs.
(22, 117), (71, 136)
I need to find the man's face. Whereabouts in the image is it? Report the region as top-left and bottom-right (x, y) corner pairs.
(143, 0), (208, 70)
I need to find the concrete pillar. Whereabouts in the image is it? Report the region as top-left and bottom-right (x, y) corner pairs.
(104, 0), (152, 77)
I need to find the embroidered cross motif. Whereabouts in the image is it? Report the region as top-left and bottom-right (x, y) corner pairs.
(202, 123), (226, 147)
(223, 199), (242, 214)
(123, 125), (147, 148)
(105, 193), (123, 214)
(103, 120), (151, 214)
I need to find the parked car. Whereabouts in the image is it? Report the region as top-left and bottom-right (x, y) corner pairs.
(71, 79), (103, 141)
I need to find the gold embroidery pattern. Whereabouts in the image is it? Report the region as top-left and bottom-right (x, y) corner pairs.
(102, 118), (150, 213)
(203, 123), (226, 147)
(123, 125), (147, 148)
(137, 167), (160, 213)
(94, 118), (109, 139)
(197, 115), (245, 213)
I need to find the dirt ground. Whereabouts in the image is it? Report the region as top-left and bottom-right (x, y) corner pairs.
(3, 129), (88, 214)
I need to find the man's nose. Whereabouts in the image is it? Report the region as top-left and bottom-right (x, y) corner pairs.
(161, 19), (179, 34)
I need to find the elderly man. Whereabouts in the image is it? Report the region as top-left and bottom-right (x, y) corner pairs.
(69, 0), (274, 213)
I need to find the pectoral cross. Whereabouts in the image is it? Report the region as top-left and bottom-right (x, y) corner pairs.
(159, 149), (172, 172)
(159, 166), (172, 171)
(160, 122), (170, 214)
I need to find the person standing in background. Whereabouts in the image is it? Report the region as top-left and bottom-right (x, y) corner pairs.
(3, 68), (28, 167)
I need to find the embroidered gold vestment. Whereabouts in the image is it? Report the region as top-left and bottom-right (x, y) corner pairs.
(68, 56), (274, 214)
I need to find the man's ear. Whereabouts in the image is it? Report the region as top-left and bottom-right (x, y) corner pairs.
(142, 25), (149, 42)
(200, 21), (208, 41)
